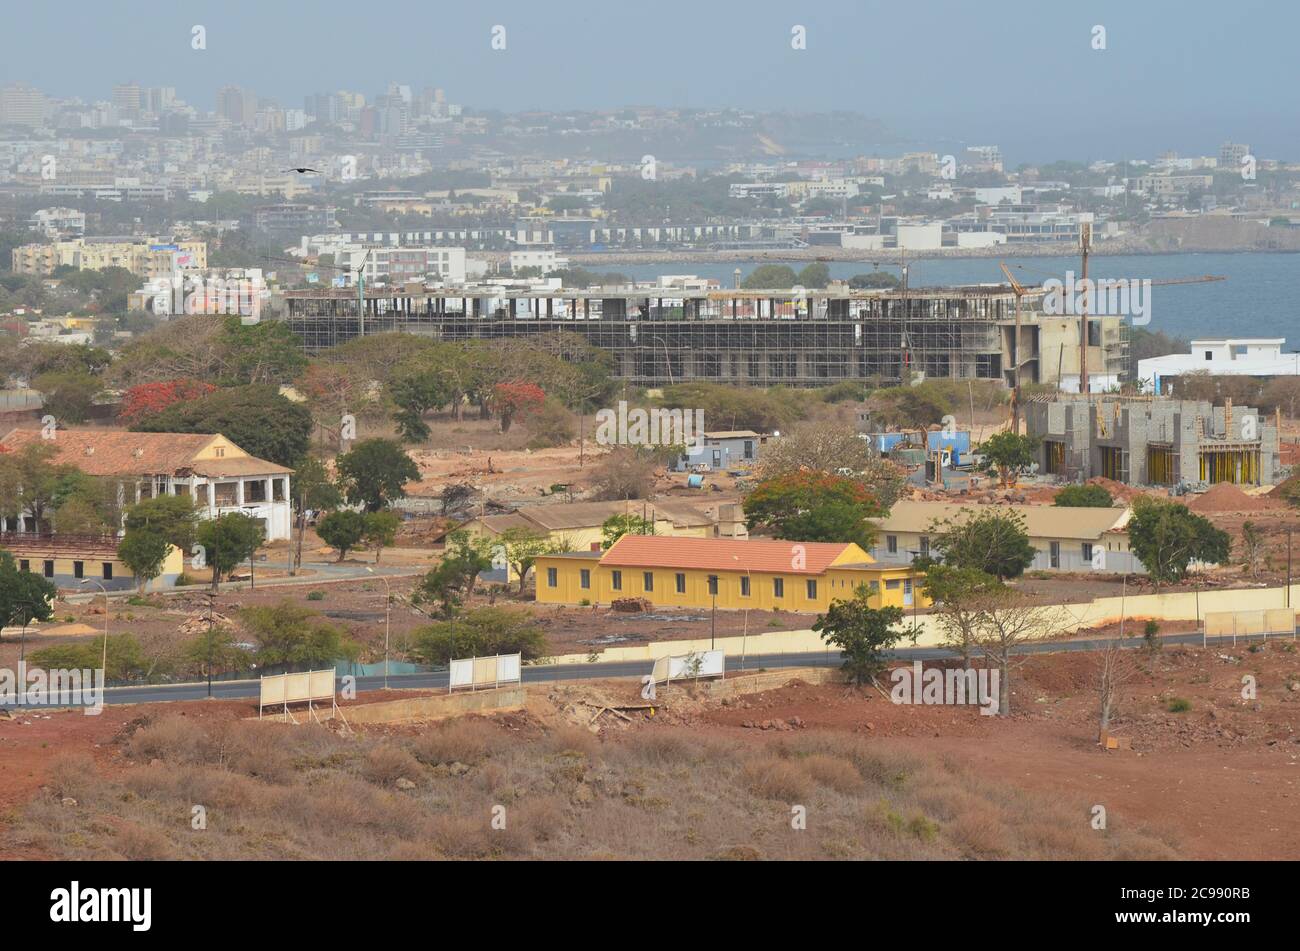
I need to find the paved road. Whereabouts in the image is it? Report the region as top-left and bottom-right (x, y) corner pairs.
(80, 627), (1291, 707)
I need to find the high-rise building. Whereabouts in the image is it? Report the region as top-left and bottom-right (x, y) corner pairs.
(0, 82), (47, 127)
(112, 82), (142, 119)
(216, 85), (258, 126)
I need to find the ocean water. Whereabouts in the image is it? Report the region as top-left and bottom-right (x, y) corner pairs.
(617, 252), (1300, 345)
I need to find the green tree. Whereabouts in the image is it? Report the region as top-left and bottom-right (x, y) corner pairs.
(389, 367), (452, 443)
(979, 431), (1039, 484)
(179, 625), (249, 679)
(414, 531), (494, 617)
(813, 588), (908, 686)
(0, 550), (56, 629)
(117, 527), (171, 593)
(1054, 484), (1114, 507)
(741, 264), (799, 289)
(215, 316), (308, 386)
(239, 601), (358, 668)
(1126, 497), (1231, 589)
(921, 564), (1003, 666)
(33, 371), (101, 424)
(291, 455), (341, 572)
(600, 513), (656, 550)
(195, 512), (264, 591)
(316, 510), (367, 562)
(495, 527), (556, 592)
(796, 261), (831, 288)
(336, 438), (420, 511)
(929, 508), (1037, 580)
(123, 494), (199, 553)
(411, 607), (546, 664)
(364, 510), (402, 564)
(743, 470), (882, 548)
(29, 633), (149, 682)
(134, 384), (311, 468)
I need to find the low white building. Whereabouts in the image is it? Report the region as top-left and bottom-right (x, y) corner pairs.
(1139, 338), (1299, 394)
(334, 244), (467, 286)
(0, 429), (293, 541)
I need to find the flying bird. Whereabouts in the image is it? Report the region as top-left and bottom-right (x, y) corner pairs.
(283, 167), (320, 174)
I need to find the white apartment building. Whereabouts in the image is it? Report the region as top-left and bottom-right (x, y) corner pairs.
(334, 244), (467, 286)
(1139, 338), (1299, 394)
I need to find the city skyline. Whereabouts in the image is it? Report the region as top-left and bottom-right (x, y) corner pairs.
(1, 0), (1295, 164)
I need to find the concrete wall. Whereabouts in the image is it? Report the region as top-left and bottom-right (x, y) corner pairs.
(547, 583), (1300, 663)
(342, 686), (526, 725)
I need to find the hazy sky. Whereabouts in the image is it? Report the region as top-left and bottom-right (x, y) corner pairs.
(3, 0), (1295, 163)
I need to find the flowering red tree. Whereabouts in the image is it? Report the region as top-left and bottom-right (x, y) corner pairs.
(119, 379), (217, 426)
(490, 381), (545, 432)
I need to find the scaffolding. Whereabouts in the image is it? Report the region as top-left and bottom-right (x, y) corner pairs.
(281, 286), (1030, 388)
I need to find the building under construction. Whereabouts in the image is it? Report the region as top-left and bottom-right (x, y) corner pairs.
(281, 285), (1126, 389)
(1024, 394), (1282, 487)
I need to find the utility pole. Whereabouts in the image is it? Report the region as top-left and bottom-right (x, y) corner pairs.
(1078, 222), (1091, 398)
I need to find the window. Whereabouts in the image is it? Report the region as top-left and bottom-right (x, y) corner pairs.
(919, 536), (930, 558)
(1204, 350), (1214, 361)
(102, 563), (113, 580)
(1049, 541), (1060, 569)
(707, 575), (718, 596)
(611, 570), (622, 591)
(643, 572), (654, 592)
(806, 579), (817, 599)
(887, 535), (898, 554)
(740, 576), (750, 597)
(73, 561), (84, 580)
(546, 567), (558, 587)
(885, 579), (901, 590)
(43, 560), (54, 578)
(19, 559), (29, 572)
(1081, 542), (1093, 564)
(773, 577), (784, 598)
(675, 573), (686, 594)
(580, 568), (591, 589)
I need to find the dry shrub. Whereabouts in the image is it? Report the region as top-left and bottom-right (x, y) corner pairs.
(113, 821), (176, 860)
(46, 753), (100, 803)
(800, 754), (861, 793)
(615, 729), (698, 767)
(741, 756), (810, 802)
(536, 725), (601, 759)
(409, 719), (499, 766)
(125, 716), (214, 764)
(512, 794), (568, 843)
(362, 744), (423, 787)
(948, 806), (1011, 858)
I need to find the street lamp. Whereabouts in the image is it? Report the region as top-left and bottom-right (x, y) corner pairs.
(79, 579), (109, 679)
(366, 568), (392, 690)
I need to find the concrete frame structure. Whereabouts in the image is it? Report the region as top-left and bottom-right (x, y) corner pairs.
(284, 285), (1126, 389)
(1024, 395), (1281, 487)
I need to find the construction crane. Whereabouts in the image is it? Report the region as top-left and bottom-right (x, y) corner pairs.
(999, 261), (1028, 434)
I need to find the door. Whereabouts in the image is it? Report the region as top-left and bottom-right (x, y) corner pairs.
(903, 578), (914, 607)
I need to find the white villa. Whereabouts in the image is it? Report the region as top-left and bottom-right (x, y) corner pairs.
(0, 429), (293, 540)
(1139, 338), (1299, 395)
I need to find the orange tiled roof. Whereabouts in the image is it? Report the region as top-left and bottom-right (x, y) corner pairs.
(0, 429), (285, 477)
(599, 535), (852, 575)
